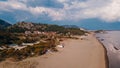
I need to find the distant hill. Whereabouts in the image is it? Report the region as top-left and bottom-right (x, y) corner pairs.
(0, 19), (11, 29)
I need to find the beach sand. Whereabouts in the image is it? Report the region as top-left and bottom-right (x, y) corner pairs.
(0, 34), (107, 68)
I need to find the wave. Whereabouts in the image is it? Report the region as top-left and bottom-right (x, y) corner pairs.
(96, 31), (120, 68)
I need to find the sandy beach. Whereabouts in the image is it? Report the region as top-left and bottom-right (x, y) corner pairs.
(0, 34), (107, 68)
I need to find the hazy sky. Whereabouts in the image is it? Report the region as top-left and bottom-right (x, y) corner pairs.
(0, 0), (120, 30)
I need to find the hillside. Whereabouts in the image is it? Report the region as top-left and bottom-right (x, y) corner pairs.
(7, 22), (86, 35)
(62, 25), (79, 28)
(0, 21), (87, 61)
(0, 19), (11, 29)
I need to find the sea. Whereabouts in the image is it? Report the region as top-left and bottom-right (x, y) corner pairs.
(96, 31), (120, 68)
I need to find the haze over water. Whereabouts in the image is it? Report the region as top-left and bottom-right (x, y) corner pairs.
(96, 31), (120, 68)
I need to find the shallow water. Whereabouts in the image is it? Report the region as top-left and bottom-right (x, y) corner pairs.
(96, 31), (120, 68)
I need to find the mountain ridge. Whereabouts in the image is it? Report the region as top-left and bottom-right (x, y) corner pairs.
(0, 19), (11, 29)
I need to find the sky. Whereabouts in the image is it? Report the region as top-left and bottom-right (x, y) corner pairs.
(0, 0), (120, 30)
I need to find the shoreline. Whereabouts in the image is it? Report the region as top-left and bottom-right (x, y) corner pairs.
(94, 36), (109, 68)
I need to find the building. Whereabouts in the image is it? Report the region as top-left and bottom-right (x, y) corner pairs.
(33, 31), (42, 34)
(25, 31), (31, 35)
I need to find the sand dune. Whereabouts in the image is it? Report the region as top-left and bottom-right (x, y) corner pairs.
(0, 34), (107, 68)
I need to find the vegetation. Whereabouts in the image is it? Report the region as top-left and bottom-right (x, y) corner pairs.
(7, 25), (29, 33)
(95, 30), (105, 33)
(0, 19), (11, 30)
(0, 35), (59, 61)
(66, 28), (86, 35)
(7, 22), (86, 35)
(0, 31), (20, 46)
(0, 20), (87, 62)
(45, 25), (67, 33)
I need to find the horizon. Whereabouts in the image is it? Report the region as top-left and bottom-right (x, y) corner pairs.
(0, 0), (120, 30)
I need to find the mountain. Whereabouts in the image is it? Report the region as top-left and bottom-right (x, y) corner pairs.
(0, 19), (11, 29)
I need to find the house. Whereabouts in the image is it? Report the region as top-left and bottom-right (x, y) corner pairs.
(33, 31), (42, 34)
(22, 43), (34, 46)
(25, 31), (31, 35)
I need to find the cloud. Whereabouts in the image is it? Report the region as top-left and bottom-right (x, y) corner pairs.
(59, 0), (120, 22)
(0, 1), (27, 11)
(98, 0), (120, 22)
(0, 0), (120, 22)
(0, 0), (65, 21)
